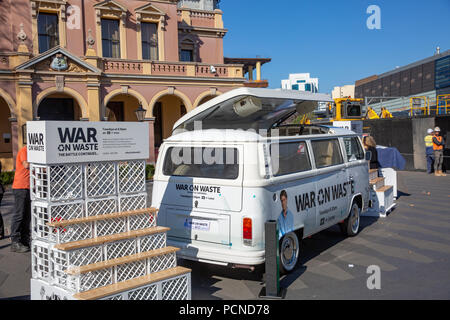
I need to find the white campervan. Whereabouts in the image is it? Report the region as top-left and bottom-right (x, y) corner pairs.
(152, 88), (371, 273)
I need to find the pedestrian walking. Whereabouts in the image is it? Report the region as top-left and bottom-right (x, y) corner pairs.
(424, 128), (435, 174)
(432, 126), (446, 177)
(10, 145), (31, 252)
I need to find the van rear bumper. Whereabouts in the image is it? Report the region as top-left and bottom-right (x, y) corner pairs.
(167, 238), (265, 266)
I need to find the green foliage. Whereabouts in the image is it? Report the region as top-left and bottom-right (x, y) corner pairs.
(0, 171), (15, 185)
(146, 164), (155, 181)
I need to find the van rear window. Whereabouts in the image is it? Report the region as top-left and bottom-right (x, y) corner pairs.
(163, 147), (239, 179)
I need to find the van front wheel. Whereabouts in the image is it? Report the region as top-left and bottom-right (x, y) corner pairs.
(279, 232), (299, 274)
(340, 202), (360, 237)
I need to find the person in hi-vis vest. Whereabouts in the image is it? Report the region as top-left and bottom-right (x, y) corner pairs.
(424, 128), (435, 174)
(432, 127), (446, 177)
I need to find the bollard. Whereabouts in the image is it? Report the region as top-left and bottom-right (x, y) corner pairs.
(259, 220), (286, 299)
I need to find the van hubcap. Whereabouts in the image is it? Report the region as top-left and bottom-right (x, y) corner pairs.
(351, 205), (360, 233)
(281, 234), (299, 271)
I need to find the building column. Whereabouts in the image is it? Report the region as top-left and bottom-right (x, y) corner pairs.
(256, 61), (262, 81)
(87, 82), (101, 121)
(248, 66), (254, 81)
(16, 72), (34, 150)
(9, 118), (18, 169)
(144, 117), (156, 164)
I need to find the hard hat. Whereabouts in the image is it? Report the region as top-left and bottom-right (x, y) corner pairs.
(434, 126), (441, 132)
(427, 128), (433, 134)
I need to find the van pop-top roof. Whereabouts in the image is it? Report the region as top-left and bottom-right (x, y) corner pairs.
(172, 88), (333, 134)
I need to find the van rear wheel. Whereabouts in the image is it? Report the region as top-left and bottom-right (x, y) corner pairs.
(279, 232), (299, 274)
(340, 202), (360, 237)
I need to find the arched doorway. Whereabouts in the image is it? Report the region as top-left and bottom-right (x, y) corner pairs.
(105, 94), (142, 122)
(153, 95), (188, 148)
(197, 95), (216, 106)
(0, 97), (13, 171)
(37, 93), (82, 121)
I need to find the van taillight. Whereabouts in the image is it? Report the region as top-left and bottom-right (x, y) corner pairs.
(243, 218), (252, 246)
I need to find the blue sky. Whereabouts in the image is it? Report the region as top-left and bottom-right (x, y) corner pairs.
(221, 0), (450, 94)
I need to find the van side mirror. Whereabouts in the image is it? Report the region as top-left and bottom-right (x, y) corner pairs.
(365, 151), (372, 161)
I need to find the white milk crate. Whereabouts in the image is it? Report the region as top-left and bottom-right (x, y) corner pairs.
(32, 200), (85, 243)
(64, 253), (176, 293)
(32, 273), (192, 300)
(161, 273), (191, 300)
(31, 164), (84, 202)
(31, 240), (52, 282)
(51, 245), (104, 289)
(55, 221), (93, 244)
(85, 196), (118, 217)
(139, 232), (167, 252)
(117, 160), (146, 195)
(66, 268), (114, 293)
(56, 211), (156, 242)
(101, 273), (191, 301)
(149, 252), (177, 273)
(31, 278), (74, 300)
(128, 210), (156, 231)
(118, 193), (147, 212)
(85, 162), (117, 198)
(95, 217), (127, 237)
(105, 238), (137, 260)
(116, 260), (147, 283)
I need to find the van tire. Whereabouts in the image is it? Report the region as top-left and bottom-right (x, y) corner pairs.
(279, 232), (300, 274)
(340, 202), (360, 237)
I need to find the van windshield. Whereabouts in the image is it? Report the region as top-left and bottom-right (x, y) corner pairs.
(174, 95), (300, 132)
(163, 147), (239, 180)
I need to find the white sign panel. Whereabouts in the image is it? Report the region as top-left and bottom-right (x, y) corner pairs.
(27, 121), (149, 164)
(333, 121), (363, 135)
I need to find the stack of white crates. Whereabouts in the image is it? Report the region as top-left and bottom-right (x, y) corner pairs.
(30, 160), (191, 300)
(364, 168), (396, 218)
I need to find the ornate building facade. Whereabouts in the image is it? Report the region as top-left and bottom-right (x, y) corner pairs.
(0, 0), (270, 170)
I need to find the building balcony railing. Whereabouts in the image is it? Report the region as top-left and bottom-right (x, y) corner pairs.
(243, 80), (269, 88)
(103, 59), (144, 74)
(101, 58), (243, 79)
(177, 8), (222, 29)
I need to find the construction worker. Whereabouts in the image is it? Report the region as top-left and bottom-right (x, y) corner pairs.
(432, 127), (446, 176)
(366, 107), (380, 119)
(424, 128), (434, 174)
(380, 107), (393, 118)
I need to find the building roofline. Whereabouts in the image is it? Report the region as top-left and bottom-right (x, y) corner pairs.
(357, 50), (450, 84)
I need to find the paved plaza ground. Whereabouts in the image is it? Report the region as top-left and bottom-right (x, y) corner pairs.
(1, 172), (449, 300)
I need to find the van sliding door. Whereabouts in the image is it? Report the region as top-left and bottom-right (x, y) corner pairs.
(311, 139), (349, 230)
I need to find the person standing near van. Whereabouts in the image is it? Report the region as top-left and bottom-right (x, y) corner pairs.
(424, 128), (435, 174)
(10, 145), (31, 252)
(433, 127), (447, 177)
(277, 190), (294, 240)
(363, 136), (379, 169)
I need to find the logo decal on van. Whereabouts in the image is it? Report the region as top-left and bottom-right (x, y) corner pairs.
(295, 180), (355, 212)
(175, 184), (221, 193)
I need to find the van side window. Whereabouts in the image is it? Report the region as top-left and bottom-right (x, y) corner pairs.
(343, 137), (364, 162)
(163, 147), (239, 179)
(270, 142), (311, 176)
(311, 139), (343, 168)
